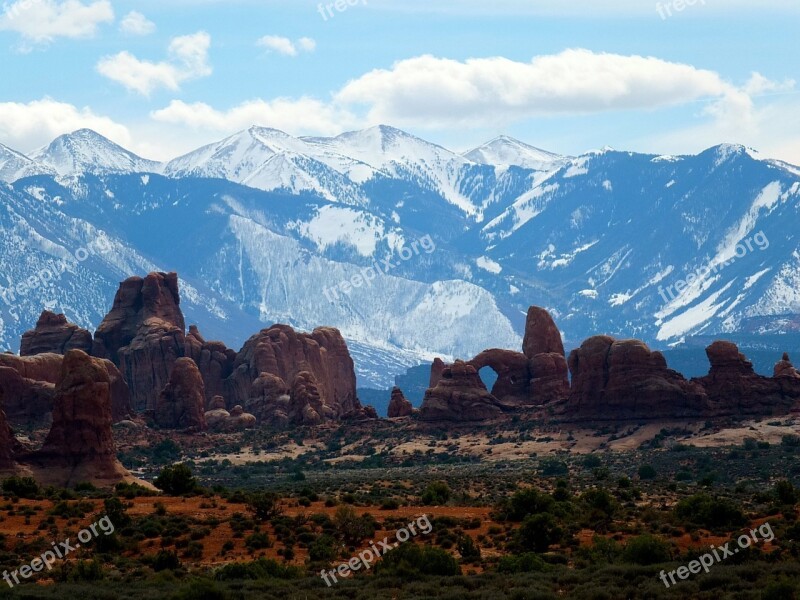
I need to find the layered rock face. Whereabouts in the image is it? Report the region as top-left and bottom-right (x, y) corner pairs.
(226, 324), (362, 423)
(561, 337), (708, 420)
(93, 272), (186, 412)
(388, 387), (413, 418)
(20, 311), (92, 356)
(184, 325), (236, 407)
(523, 306), (570, 405)
(155, 358), (207, 430)
(0, 385), (19, 472)
(26, 350), (131, 486)
(419, 360), (504, 422)
(693, 342), (797, 416)
(0, 352), (131, 424)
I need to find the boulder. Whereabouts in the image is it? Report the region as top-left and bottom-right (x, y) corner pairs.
(204, 396), (231, 429)
(219, 405), (257, 431)
(20, 311), (93, 356)
(24, 350), (131, 487)
(155, 358), (207, 430)
(93, 272), (186, 412)
(387, 387), (413, 418)
(419, 360), (505, 422)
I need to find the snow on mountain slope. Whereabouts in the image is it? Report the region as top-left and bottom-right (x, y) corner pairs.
(31, 129), (160, 177)
(464, 135), (568, 171)
(303, 125), (480, 215)
(0, 143), (56, 183)
(164, 126), (368, 205)
(218, 214), (521, 367)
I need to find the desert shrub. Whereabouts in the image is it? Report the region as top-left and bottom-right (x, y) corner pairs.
(638, 465), (657, 480)
(245, 531), (271, 551)
(458, 534), (481, 561)
(377, 543), (460, 576)
(2, 476), (40, 498)
(622, 534), (672, 565)
(515, 513), (563, 553)
(308, 534), (338, 562)
(539, 458), (569, 477)
(213, 557), (300, 581)
(501, 488), (555, 522)
(421, 481), (451, 505)
(497, 552), (547, 573)
(334, 505), (375, 545)
(154, 464), (197, 495)
(247, 491), (281, 520)
(674, 494), (746, 530)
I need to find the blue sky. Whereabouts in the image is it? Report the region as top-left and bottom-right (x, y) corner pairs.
(0, 0), (798, 163)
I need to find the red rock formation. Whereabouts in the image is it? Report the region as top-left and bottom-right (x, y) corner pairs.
(468, 349), (531, 408)
(204, 396), (231, 429)
(93, 272), (186, 412)
(523, 306), (565, 358)
(0, 364), (55, 425)
(184, 325), (236, 407)
(0, 385), (20, 472)
(429, 357), (447, 389)
(244, 373), (289, 425)
(419, 360), (505, 422)
(289, 370), (334, 426)
(0, 353), (131, 424)
(523, 306), (569, 405)
(225, 324), (362, 420)
(388, 387), (413, 418)
(155, 358), (207, 430)
(219, 405), (257, 431)
(24, 350), (131, 487)
(20, 311), (92, 356)
(693, 342), (797, 416)
(562, 336), (707, 420)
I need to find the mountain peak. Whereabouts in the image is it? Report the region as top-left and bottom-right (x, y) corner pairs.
(32, 130), (159, 177)
(464, 135), (566, 170)
(0, 142), (56, 183)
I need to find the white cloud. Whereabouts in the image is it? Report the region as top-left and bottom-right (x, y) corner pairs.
(256, 35), (316, 57)
(0, 0), (113, 45)
(96, 31), (212, 96)
(0, 98), (131, 152)
(151, 98), (358, 137)
(297, 37), (316, 52)
(334, 50), (748, 128)
(120, 10), (155, 36)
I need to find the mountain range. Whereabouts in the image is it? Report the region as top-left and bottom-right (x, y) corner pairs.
(1, 125), (799, 394)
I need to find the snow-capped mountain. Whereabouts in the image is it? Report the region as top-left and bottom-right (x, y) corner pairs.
(31, 129), (160, 177)
(464, 135), (569, 172)
(2, 127), (800, 391)
(0, 143), (55, 183)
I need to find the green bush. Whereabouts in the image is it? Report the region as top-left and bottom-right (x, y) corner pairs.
(515, 513), (563, 553)
(497, 552), (547, 573)
(622, 534), (672, 565)
(154, 464), (198, 495)
(421, 482), (451, 505)
(674, 494), (746, 530)
(2, 476), (40, 498)
(377, 543), (460, 576)
(638, 465), (657, 480)
(213, 558), (300, 581)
